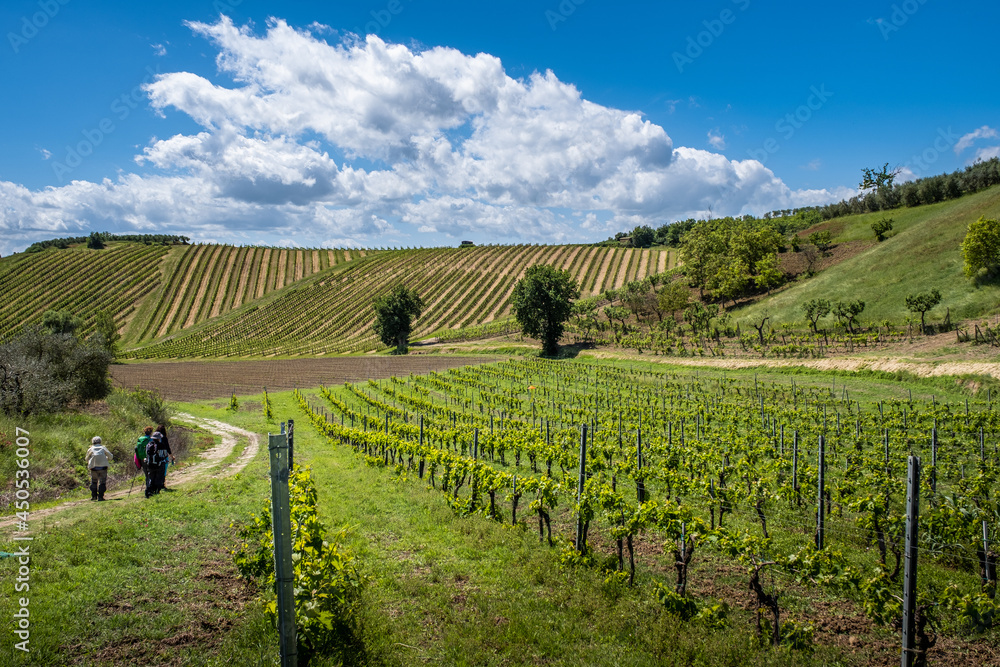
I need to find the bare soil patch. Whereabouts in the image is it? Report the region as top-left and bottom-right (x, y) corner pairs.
(778, 240), (873, 278)
(111, 356), (497, 401)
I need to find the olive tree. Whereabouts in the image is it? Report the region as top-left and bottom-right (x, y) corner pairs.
(905, 289), (942, 333)
(373, 285), (423, 354)
(42, 309), (82, 335)
(802, 299), (832, 332)
(871, 217), (893, 242)
(833, 299), (865, 334)
(511, 265), (580, 356)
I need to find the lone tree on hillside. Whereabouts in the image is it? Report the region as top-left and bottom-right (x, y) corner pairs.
(511, 264), (580, 356)
(859, 163), (901, 195)
(961, 216), (1000, 282)
(905, 289), (942, 333)
(802, 299), (832, 332)
(833, 299), (865, 334)
(373, 285), (423, 354)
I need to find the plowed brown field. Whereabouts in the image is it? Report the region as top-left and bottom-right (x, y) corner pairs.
(110, 356), (498, 401)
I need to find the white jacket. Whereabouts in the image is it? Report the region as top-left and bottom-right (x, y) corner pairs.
(86, 445), (114, 469)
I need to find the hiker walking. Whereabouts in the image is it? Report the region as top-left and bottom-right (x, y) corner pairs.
(135, 427), (153, 496)
(86, 436), (113, 501)
(145, 431), (171, 497)
(154, 425), (176, 491)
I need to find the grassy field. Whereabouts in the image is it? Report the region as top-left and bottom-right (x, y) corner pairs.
(735, 185), (1000, 328)
(2, 368), (955, 667)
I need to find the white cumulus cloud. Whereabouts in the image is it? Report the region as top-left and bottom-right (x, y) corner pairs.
(0, 17), (853, 255)
(955, 125), (998, 155)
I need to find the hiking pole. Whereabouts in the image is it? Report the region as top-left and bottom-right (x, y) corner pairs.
(127, 466), (139, 498)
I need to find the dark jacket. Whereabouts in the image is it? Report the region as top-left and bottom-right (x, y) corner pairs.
(155, 426), (173, 456)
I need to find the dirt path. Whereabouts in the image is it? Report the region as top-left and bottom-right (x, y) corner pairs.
(0, 414), (259, 531)
(584, 349), (1000, 379)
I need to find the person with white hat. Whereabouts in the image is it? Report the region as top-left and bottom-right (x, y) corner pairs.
(86, 436), (114, 501)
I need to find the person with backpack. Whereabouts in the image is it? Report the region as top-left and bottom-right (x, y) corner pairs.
(86, 436), (114, 501)
(145, 431), (172, 497)
(154, 425), (176, 490)
(135, 426), (153, 495)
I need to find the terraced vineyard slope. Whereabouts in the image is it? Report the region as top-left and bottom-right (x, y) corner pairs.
(126, 245), (676, 358)
(123, 245), (366, 343)
(0, 242), (171, 340)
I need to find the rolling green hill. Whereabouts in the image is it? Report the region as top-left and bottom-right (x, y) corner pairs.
(735, 184), (1000, 328)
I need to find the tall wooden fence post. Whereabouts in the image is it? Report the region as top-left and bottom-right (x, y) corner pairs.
(269, 431), (297, 667)
(418, 416), (425, 479)
(816, 435), (826, 550)
(901, 455), (921, 667)
(636, 428), (645, 503)
(575, 424), (588, 553)
(792, 430), (799, 506)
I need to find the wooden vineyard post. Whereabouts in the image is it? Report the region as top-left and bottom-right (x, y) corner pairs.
(575, 424), (588, 553)
(269, 431), (297, 667)
(418, 416), (425, 479)
(473, 428), (479, 460)
(816, 435), (826, 550)
(901, 455), (921, 667)
(983, 521), (997, 597)
(287, 419), (294, 470)
(636, 428), (645, 503)
(930, 425), (938, 494)
(511, 474), (518, 525)
(792, 430), (800, 507)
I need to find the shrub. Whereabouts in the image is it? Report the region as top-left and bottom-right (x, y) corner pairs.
(871, 217), (893, 242)
(0, 327), (112, 415)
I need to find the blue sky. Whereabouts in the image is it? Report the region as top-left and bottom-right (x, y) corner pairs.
(1, 0), (997, 254)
